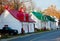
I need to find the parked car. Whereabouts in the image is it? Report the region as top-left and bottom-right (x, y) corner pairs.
(0, 27), (18, 35)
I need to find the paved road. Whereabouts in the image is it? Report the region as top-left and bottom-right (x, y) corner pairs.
(9, 30), (60, 41)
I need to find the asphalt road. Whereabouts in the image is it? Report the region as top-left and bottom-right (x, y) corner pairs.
(9, 30), (60, 41)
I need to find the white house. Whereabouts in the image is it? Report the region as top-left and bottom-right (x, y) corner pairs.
(31, 14), (42, 29)
(30, 11), (48, 30)
(30, 11), (57, 30)
(45, 15), (57, 30)
(0, 9), (35, 34)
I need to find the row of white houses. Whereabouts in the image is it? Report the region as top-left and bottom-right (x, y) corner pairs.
(30, 11), (58, 30)
(0, 9), (58, 34)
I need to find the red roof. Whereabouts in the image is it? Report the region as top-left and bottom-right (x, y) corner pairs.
(8, 10), (35, 22)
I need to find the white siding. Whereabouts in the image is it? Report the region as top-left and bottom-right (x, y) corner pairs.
(29, 23), (34, 32)
(46, 21), (56, 30)
(31, 13), (42, 29)
(23, 22), (34, 33)
(50, 22), (56, 29)
(41, 21), (46, 28)
(46, 21), (51, 30)
(0, 10), (22, 34)
(23, 22), (28, 33)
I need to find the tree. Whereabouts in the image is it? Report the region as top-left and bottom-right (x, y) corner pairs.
(0, 0), (8, 14)
(43, 5), (60, 19)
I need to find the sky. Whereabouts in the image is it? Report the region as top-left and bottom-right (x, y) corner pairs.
(32, 0), (60, 10)
(20, 0), (60, 11)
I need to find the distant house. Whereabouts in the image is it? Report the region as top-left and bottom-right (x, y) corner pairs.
(45, 15), (57, 30)
(0, 9), (35, 34)
(31, 11), (56, 30)
(31, 11), (48, 29)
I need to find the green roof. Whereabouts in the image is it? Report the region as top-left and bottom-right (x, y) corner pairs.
(32, 11), (48, 21)
(32, 11), (56, 22)
(45, 15), (56, 22)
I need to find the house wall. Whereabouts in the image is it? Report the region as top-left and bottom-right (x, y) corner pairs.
(41, 21), (46, 28)
(0, 10), (22, 34)
(23, 22), (28, 33)
(23, 22), (34, 33)
(30, 13), (42, 29)
(29, 23), (34, 32)
(46, 21), (57, 30)
(50, 22), (56, 29)
(46, 21), (51, 30)
(54, 22), (56, 29)
(40, 21), (51, 30)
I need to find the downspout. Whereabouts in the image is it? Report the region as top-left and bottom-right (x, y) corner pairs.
(27, 15), (30, 33)
(40, 20), (42, 30)
(50, 21), (51, 30)
(27, 22), (29, 33)
(22, 22), (23, 28)
(32, 22), (35, 32)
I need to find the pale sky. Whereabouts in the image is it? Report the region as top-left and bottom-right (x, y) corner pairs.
(32, 0), (60, 10)
(20, 0), (60, 11)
